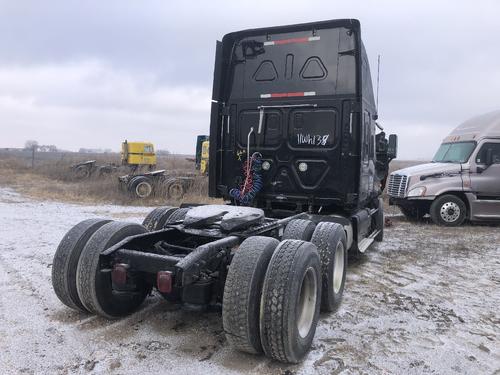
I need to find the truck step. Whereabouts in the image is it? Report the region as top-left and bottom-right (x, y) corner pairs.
(357, 230), (380, 253)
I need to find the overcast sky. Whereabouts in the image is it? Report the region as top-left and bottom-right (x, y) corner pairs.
(1, 0), (499, 159)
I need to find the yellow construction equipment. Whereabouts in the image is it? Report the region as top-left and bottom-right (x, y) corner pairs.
(121, 140), (156, 167)
(200, 140), (209, 175)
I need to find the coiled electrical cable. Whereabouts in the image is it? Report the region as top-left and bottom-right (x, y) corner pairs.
(229, 152), (263, 205)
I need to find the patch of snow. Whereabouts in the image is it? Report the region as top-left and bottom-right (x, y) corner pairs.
(0, 188), (499, 374)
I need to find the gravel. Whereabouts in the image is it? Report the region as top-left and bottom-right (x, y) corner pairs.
(0, 187), (498, 374)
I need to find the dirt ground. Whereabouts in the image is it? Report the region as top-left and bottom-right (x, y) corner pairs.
(0, 187), (499, 375)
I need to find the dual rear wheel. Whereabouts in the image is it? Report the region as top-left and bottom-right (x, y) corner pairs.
(52, 208), (189, 317)
(222, 219), (347, 363)
(75, 221), (151, 318)
(52, 212), (347, 363)
(51, 220), (156, 318)
(141, 206), (178, 231)
(126, 176), (190, 200)
(51, 219), (111, 312)
(282, 219), (347, 312)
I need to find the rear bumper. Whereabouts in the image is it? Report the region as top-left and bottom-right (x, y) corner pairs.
(108, 235), (239, 287)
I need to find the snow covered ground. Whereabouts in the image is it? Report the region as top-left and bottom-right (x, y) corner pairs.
(0, 187), (498, 374)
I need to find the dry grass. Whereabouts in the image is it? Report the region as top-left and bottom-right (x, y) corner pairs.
(0, 151), (424, 211)
(0, 152), (219, 206)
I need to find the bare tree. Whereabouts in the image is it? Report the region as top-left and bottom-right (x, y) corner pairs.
(24, 140), (39, 151)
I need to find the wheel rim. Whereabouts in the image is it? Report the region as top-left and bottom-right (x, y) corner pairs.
(169, 183), (184, 200)
(333, 242), (345, 294)
(297, 266), (317, 338)
(136, 182), (152, 198)
(440, 202), (460, 223)
(76, 168), (89, 179)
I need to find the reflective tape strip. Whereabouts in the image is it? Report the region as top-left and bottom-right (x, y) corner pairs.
(263, 36), (320, 46)
(260, 91), (316, 98)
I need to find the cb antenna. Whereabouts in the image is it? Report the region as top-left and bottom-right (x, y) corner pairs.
(376, 54), (381, 115)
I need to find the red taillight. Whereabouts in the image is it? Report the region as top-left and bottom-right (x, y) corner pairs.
(111, 263), (128, 285)
(157, 271), (173, 293)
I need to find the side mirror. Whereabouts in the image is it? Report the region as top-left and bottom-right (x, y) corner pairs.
(388, 134), (398, 160)
(375, 132), (387, 153)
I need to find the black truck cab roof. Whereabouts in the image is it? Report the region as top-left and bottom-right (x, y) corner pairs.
(209, 19), (387, 215)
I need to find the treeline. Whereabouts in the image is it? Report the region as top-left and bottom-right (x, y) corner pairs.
(24, 140), (58, 152)
(22, 140), (172, 155)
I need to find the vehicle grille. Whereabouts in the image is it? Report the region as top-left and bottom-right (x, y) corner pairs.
(387, 174), (408, 197)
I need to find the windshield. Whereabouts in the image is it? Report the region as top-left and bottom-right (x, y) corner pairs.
(432, 142), (476, 163)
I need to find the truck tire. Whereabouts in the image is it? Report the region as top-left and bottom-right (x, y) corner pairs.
(400, 205), (426, 221)
(310, 222), (347, 313)
(375, 197), (384, 242)
(142, 206), (177, 231)
(76, 221), (150, 319)
(164, 207), (190, 224)
(167, 179), (186, 200)
(51, 219), (111, 312)
(260, 240), (321, 364)
(129, 176), (153, 198)
(223, 236), (279, 354)
(430, 194), (467, 226)
(74, 165), (91, 180)
(282, 219), (316, 241)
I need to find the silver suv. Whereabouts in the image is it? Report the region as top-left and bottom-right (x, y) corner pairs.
(388, 110), (500, 226)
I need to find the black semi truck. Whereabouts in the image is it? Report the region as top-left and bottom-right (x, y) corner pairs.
(51, 19), (397, 364)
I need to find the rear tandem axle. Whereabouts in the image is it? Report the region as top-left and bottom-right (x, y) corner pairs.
(104, 211), (306, 307)
(52, 204), (380, 363)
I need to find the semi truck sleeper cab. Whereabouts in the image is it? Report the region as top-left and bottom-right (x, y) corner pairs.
(389, 110), (500, 226)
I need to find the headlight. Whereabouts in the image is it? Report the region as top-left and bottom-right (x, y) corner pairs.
(407, 186), (426, 197)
